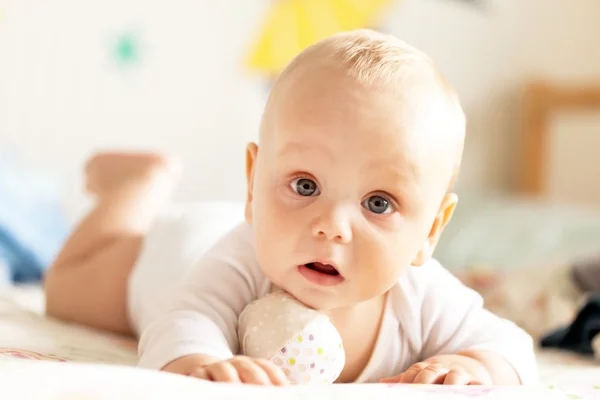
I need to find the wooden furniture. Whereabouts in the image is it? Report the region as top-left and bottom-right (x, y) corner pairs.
(520, 81), (600, 196)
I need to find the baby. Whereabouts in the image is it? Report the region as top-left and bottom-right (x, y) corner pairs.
(44, 29), (537, 386)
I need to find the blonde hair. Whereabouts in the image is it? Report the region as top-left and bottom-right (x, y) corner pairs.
(280, 30), (461, 108)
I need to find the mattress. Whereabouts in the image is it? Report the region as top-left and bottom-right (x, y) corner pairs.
(1, 285), (598, 399)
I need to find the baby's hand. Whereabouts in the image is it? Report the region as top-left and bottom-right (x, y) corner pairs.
(163, 354), (288, 385)
(193, 356), (289, 385)
(380, 362), (482, 385)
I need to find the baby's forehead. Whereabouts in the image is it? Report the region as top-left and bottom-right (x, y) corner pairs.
(268, 93), (448, 168)
(265, 73), (460, 180)
(268, 69), (450, 141)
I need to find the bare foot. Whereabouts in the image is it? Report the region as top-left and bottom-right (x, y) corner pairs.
(85, 152), (182, 200)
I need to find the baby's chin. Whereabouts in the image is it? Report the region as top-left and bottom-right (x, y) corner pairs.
(287, 290), (341, 311)
(281, 285), (354, 311)
(265, 277), (324, 308)
(261, 265), (354, 310)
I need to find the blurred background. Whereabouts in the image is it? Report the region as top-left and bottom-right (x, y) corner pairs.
(2, 0), (599, 216)
(2, 0), (600, 285)
(2, 0), (600, 363)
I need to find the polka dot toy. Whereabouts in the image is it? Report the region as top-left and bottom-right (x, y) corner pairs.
(238, 291), (345, 385)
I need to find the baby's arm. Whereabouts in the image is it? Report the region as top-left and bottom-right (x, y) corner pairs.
(383, 261), (537, 386)
(137, 224), (286, 385)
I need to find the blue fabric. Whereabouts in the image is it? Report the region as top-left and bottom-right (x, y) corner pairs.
(0, 153), (69, 283)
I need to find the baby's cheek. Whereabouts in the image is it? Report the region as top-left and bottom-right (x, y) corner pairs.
(254, 237), (286, 282)
(256, 197), (296, 240)
(354, 267), (395, 300)
(355, 245), (408, 294)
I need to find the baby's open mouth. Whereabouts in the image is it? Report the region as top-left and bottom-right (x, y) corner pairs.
(305, 262), (340, 276)
(298, 261), (344, 286)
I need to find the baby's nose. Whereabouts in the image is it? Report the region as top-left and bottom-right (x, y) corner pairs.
(311, 207), (352, 244)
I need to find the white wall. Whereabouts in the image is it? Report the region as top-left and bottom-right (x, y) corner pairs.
(383, 0), (600, 194)
(1, 0), (599, 221)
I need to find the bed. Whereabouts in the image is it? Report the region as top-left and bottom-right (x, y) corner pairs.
(2, 81), (600, 398)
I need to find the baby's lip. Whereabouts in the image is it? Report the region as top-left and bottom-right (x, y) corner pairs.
(298, 260), (345, 287)
(303, 260), (343, 277)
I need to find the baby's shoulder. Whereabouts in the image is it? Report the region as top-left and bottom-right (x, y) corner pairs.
(388, 258), (479, 313)
(205, 221), (255, 259)
(396, 258), (460, 292)
(199, 221), (269, 288)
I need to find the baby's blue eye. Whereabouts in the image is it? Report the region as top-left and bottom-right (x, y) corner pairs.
(291, 178), (320, 196)
(362, 195), (393, 214)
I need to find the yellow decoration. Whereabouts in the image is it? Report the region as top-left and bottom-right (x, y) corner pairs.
(247, 0), (394, 76)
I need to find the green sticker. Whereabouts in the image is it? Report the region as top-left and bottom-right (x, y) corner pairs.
(115, 33), (139, 65)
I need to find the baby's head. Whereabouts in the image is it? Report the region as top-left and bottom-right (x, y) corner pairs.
(244, 29), (465, 310)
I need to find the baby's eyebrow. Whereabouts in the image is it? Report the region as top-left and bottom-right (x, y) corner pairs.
(277, 142), (334, 161)
(365, 157), (420, 185)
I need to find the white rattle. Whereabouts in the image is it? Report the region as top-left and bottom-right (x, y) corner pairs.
(238, 291), (345, 385)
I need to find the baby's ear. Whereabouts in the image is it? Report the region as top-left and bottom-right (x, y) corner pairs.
(245, 142), (259, 224)
(411, 193), (457, 267)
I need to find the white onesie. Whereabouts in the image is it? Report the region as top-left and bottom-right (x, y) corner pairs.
(128, 203), (538, 384)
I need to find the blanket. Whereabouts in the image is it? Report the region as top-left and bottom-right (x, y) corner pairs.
(1, 359), (600, 399)
(1, 285), (600, 399)
(0, 153), (68, 283)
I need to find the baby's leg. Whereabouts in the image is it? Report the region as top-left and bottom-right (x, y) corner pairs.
(44, 152), (180, 336)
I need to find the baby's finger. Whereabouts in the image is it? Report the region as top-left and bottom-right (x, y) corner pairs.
(468, 380), (483, 386)
(379, 373), (404, 383)
(188, 366), (211, 381)
(442, 367), (471, 385)
(233, 358), (272, 385)
(207, 362), (241, 383)
(413, 363), (449, 384)
(400, 362), (428, 383)
(253, 358), (289, 386)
